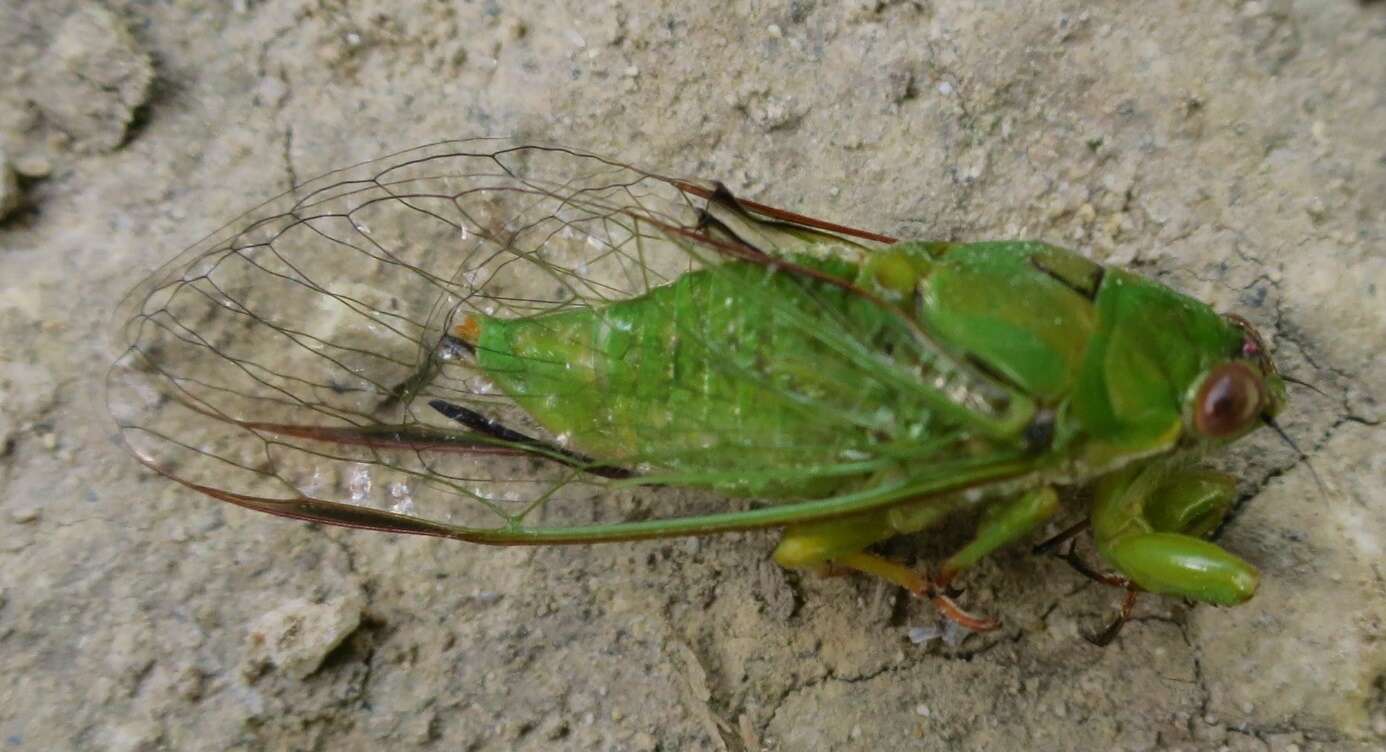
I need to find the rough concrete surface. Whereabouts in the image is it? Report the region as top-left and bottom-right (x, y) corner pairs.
(1, 1), (1383, 750)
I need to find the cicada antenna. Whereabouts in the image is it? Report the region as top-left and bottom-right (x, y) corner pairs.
(1263, 415), (1328, 498)
(1281, 374), (1329, 398)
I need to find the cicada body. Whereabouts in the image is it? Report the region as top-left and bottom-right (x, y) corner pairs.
(108, 139), (1287, 638)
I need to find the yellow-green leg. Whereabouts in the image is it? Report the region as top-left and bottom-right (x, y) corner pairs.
(934, 486), (1060, 589)
(772, 486), (1059, 632)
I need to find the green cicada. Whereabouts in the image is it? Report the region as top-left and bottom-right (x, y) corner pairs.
(109, 138), (1288, 641)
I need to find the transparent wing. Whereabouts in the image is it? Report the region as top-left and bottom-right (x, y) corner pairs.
(107, 138), (1037, 543)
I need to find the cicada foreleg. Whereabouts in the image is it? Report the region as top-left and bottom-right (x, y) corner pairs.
(1084, 464), (1258, 643)
(1092, 465), (1257, 605)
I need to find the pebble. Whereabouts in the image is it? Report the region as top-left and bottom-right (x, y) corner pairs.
(242, 595), (364, 679)
(12, 153), (52, 179)
(33, 5), (154, 153)
(9, 504), (41, 524)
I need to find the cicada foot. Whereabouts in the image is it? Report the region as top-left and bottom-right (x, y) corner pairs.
(1057, 545), (1133, 589)
(927, 588), (1001, 633)
(1086, 588), (1139, 647)
(832, 552), (1001, 633)
(1049, 539), (1144, 646)
(925, 568), (1001, 632)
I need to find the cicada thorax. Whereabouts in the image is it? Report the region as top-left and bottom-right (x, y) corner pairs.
(894, 238), (1278, 476)
(904, 241), (1104, 403)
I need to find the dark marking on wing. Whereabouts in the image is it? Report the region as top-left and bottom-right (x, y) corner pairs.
(1029, 252), (1105, 301)
(428, 400), (638, 480)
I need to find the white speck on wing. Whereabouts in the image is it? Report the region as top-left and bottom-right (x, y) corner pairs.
(347, 464), (372, 503)
(388, 481), (414, 515)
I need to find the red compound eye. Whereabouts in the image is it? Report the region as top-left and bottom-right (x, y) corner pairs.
(1193, 362), (1264, 439)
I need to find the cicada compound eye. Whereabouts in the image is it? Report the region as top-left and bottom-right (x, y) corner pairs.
(1192, 362), (1265, 439)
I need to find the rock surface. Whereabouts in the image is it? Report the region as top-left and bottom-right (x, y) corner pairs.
(0, 1), (1382, 750)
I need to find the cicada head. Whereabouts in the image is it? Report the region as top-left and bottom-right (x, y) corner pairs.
(1183, 314), (1287, 443)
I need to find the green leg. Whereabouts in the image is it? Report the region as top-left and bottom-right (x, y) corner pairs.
(772, 487), (1059, 631)
(935, 486), (1060, 587)
(1091, 464), (1258, 606)
(771, 486), (1058, 575)
(771, 487), (965, 572)
(771, 509), (903, 571)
